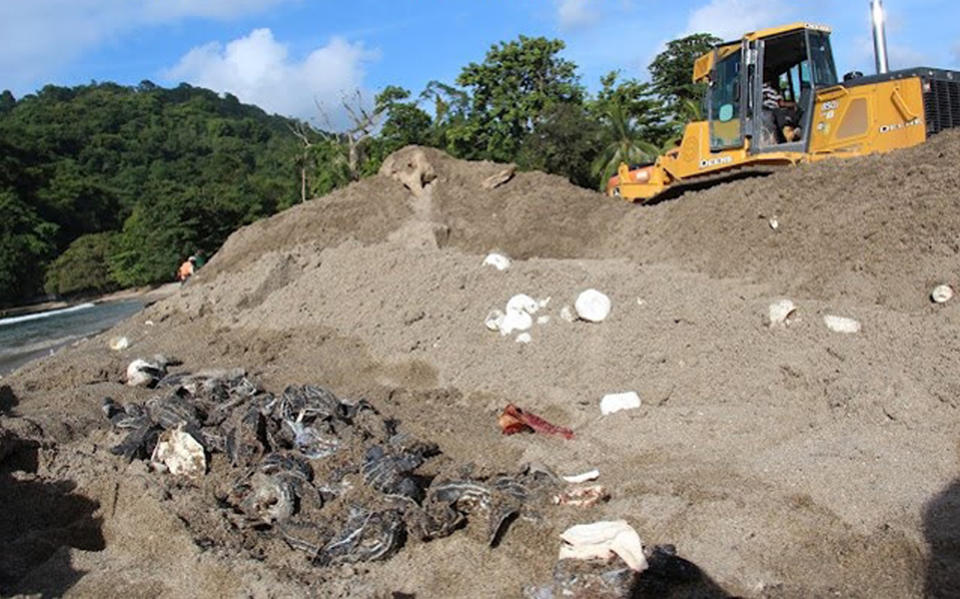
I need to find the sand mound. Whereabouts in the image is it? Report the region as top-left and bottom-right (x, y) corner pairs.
(625, 130), (960, 311)
(210, 133), (960, 312)
(4, 134), (960, 597)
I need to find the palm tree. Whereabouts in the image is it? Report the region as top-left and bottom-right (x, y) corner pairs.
(591, 99), (660, 191)
(660, 97), (703, 152)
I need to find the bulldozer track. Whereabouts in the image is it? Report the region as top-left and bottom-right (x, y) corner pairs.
(637, 164), (785, 205)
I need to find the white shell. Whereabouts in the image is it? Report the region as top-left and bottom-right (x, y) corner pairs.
(506, 293), (539, 315)
(109, 336), (130, 351)
(483, 252), (511, 271)
(601, 392), (641, 415)
(562, 469), (600, 484)
(500, 310), (533, 335)
(932, 284), (954, 304)
(150, 426), (206, 477)
(768, 299), (796, 327)
(126, 358), (157, 387)
(484, 309), (505, 331)
(537, 315), (551, 325)
(769, 217), (779, 230)
(823, 314), (861, 334)
(515, 333), (532, 344)
(559, 306), (575, 322)
(559, 520), (648, 572)
(575, 289), (611, 323)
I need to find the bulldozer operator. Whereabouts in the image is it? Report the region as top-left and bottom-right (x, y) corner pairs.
(761, 74), (800, 144)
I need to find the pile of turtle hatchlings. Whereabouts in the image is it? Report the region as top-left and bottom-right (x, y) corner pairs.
(101, 366), (570, 566)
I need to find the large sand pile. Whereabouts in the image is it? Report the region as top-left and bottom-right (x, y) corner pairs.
(3, 133), (960, 597)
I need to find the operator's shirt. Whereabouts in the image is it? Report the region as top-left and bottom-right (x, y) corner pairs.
(762, 84), (783, 109)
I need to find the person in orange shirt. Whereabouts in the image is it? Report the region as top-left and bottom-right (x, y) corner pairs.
(177, 257), (195, 285)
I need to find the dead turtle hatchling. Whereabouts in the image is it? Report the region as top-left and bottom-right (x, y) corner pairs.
(227, 452), (316, 526)
(319, 507), (405, 565)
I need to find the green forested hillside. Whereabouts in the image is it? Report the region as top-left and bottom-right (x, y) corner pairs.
(0, 33), (715, 306)
(0, 81), (299, 304)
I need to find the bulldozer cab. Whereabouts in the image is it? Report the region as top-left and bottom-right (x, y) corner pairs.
(705, 24), (838, 154)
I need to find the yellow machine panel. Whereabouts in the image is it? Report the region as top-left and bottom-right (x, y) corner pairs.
(808, 78), (927, 157)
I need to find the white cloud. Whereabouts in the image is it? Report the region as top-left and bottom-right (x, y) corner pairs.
(162, 29), (378, 125)
(685, 0), (793, 40)
(887, 45), (929, 70)
(557, 0), (598, 30)
(848, 34), (930, 74)
(0, 0), (292, 92)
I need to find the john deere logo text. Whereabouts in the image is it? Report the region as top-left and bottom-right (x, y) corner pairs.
(879, 118), (920, 134)
(699, 156), (734, 169)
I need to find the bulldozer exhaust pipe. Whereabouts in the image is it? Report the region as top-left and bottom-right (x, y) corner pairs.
(871, 0), (890, 74)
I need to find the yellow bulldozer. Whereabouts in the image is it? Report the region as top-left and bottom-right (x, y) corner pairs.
(607, 12), (960, 202)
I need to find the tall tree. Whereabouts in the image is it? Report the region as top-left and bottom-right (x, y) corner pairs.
(375, 86), (432, 153)
(590, 72), (668, 189)
(0, 90), (15, 114)
(649, 33), (722, 122)
(0, 189), (57, 302)
(517, 102), (600, 188)
(453, 35), (583, 162)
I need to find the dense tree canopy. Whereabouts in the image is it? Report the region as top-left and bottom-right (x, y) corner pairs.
(649, 33), (723, 123)
(452, 36), (583, 162)
(0, 82), (299, 302)
(0, 31), (721, 305)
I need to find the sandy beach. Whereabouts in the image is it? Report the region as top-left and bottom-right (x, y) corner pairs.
(2, 134), (960, 597)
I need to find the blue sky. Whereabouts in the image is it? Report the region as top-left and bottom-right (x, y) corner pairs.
(2, 1), (958, 127)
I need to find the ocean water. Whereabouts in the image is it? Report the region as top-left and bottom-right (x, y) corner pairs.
(0, 300), (145, 376)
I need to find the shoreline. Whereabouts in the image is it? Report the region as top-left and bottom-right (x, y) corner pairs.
(0, 283), (179, 320)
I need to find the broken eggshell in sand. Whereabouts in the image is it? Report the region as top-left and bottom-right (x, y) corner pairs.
(515, 332), (532, 344)
(823, 314), (861, 334)
(487, 293), (547, 336)
(485, 309), (505, 331)
(553, 485), (609, 507)
(600, 392), (641, 415)
(575, 289), (611, 323)
(562, 469), (600, 484)
(507, 293), (540, 315)
(931, 284), (954, 304)
(558, 520), (648, 572)
(500, 310), (533, 335)
(767, 299), (797, 328)
(109, 336), (130, 351)
(483, 252), (512, 271)
(126, 358), (165, 387)
(150, 425), (206, 477)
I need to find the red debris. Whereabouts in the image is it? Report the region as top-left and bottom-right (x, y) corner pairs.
(498, 404), (574, 440)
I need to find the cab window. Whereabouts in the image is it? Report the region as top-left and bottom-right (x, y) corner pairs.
(709, 50), (743, 149)
(808, 31), (838, 87)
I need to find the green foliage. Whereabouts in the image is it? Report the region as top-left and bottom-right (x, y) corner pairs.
(453, 36), (583, 162)
(517, 102), (600, 188)
(649, 33), (721, 122)
(0, 90), (14, 114)
(376, 86), (433, 152)
(590, 72), (668, 189)
(44, 232), (119, 296)
(309, 139), (353, 197)
(0, 188), (57, 303)
(0, 81), (300, 302)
